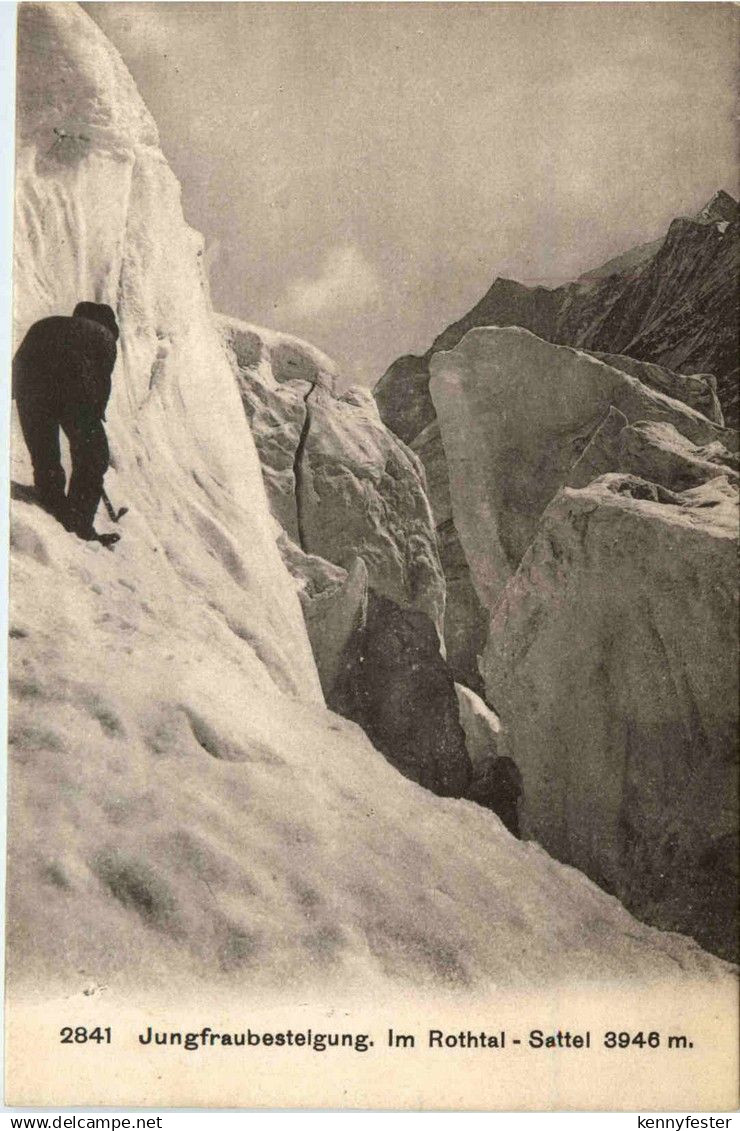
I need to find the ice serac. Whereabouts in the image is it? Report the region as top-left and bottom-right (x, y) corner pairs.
(302, 556), (369, 699)
(428, 325), (738, 957)
(218, 315), (446, 641)
(567, 414), (739, 493)
(374, 202), (735, 683)
(374, 365), (488, 690)
(483, 474), (739, 960)
(454, 684), (500, 771)
(218, 314), (479, 801)
(409, 419), (489, 692)
(9, 3), (734, 996)
(14, 2), (321, 704)
(589, 353), (723, 425)
(429, 326), (736, 618)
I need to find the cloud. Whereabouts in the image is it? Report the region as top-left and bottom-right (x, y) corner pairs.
(279, 246), (381, 321)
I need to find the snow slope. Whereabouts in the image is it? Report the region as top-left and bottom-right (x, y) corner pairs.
(7, 3), (733, 997)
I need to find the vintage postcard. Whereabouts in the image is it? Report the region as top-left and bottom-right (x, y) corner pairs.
(4, 0), (738, 1112)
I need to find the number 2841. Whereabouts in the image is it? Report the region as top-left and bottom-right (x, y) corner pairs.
(60, 1027), (112, 1044)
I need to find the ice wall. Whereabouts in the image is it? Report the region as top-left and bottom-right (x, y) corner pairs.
(13, 1), (321, 702)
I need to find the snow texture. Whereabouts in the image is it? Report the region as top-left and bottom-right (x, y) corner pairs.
(484, 473), (739, 959)
(429, 326), (736, 619)
(218, 314), (446, 641)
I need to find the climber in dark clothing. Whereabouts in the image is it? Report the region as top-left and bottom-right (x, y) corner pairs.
(13, 302), (119, 544)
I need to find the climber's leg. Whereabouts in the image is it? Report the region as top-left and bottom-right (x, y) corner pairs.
(15, 390), (67, 519)
(61, 405), (110, 540)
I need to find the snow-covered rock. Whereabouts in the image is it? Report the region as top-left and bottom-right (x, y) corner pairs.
(8, 3), (733, 996)
(218, 314), (446, 641)
(302, 556), (369, 699)
(589, 353), (723, 425)
(567, 412), (739, 493)
(454, 684), (500, 772)
(453, 685), (520, 834)
(429, 326), (736, 620)
(483, 473), (739, 960)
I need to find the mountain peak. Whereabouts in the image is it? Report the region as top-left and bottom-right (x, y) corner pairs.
(696, 189), (738, 224)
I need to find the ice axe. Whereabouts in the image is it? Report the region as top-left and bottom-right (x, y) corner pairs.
(101, 487), (128, 524)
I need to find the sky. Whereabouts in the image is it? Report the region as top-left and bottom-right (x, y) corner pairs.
(82, 2), (738, 387)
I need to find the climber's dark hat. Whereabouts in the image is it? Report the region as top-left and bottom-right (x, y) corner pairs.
(73, 301), (120, 342)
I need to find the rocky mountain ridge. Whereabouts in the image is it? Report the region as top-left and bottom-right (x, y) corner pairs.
(429, 193), (739, 425)
(376, 193), (738, 443)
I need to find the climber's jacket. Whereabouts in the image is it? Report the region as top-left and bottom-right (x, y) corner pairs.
(12, 302), (120, 543)
(13, 301), (119, 421)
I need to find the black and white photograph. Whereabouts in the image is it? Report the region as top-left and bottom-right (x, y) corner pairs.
(3, 0), (738, 1113)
